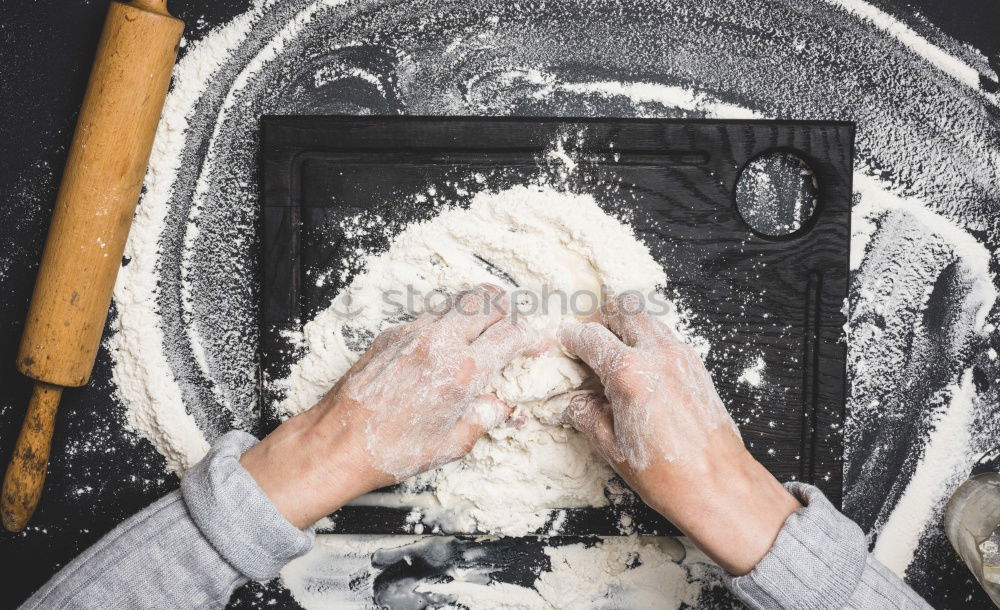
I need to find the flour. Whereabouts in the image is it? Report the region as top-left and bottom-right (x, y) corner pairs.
(278, 183), (693, 535)
(737, 355), (766, 388)
(107, 7), (262, 473)
(873, 369), (978, 575)
(533, 538), (701, 608)
(424, 537), (703, 609)
(821, 0), (996, 99)
(279, 534), (724, 609)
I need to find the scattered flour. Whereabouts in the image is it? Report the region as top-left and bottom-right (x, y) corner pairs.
(737, 355), (766, 388)
(279, 535), (721, 609)
(821, 0), (996, 99)
(107, 6), (263, 473)
(873, 369), (978, 575)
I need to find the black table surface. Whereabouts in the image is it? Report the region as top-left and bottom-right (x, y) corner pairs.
(1, 1), (998, 608)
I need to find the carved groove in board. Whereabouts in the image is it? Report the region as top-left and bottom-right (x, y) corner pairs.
(800, 271), (823, 483)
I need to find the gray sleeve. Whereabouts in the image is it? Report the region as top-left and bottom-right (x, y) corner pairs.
(726, 482), (933, 609)
(23, 431), (314, 609)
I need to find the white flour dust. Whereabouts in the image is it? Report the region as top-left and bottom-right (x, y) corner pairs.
(873, 368), (979, 575)
(279, 535), (722, 609)
(279, 184), (695, 536)
(737, 355), (766, 388)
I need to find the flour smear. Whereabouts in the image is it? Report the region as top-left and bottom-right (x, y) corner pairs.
(279, 535), (722, 609)
(108, 0), (1000, 605)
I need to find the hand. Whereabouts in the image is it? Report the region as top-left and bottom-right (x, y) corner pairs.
(557, 294), (800, 575)
(240, 284), (538, 528)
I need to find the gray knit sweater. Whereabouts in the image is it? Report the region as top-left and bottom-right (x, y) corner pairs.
(23, 431), (932, 609)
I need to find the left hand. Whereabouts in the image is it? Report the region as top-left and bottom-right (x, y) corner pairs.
(239, 284), (539, 528)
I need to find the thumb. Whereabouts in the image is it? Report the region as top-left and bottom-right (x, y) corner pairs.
(558, 321), (631, 381)
(431, 394), (514, 468)
(559, 392), (625, 464)
(464, 393), (514, 432)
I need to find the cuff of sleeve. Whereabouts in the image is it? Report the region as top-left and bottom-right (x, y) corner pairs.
(180, 430), (315, 580)
(725, 482), (867, 610)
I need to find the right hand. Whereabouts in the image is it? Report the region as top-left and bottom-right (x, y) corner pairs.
(558, 294), (801, 576)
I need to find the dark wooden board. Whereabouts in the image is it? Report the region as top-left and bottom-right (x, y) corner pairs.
(260, 116), (853, 535)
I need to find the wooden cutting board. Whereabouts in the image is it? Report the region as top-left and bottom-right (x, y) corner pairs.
(260, 117), (853, 535)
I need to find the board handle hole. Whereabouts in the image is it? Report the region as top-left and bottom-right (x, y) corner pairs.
(735, 151), (819, 238)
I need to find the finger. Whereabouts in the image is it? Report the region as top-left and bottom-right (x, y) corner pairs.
(396, 311), (444, 339)
(558, 321), (632, 380)
(601, 293), (658, 347)
(561, 392), (624, 463)
(365, 311), (439, 353)
(367, 324), (405, 352)
(354, 313), (436, 367)
(337, 324), (404, 384)
(432, 394), (513, 466)
(342, 314), (443, 390)
(466, 393), (514, 432)
(439, 284), (508, 343)
(469, 316), (540, 376)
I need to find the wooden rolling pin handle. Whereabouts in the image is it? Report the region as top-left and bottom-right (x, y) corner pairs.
(2, 383), (64, 532)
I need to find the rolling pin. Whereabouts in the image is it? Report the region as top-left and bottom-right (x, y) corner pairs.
(2, 0), (184, 533)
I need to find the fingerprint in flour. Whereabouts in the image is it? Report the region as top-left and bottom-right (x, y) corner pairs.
(115, 0), (999, 602)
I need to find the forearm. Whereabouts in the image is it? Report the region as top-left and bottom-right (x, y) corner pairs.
(25, 432), (313, 609)
(726, 483), (932, 610)
(637, 440), (801, 575)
